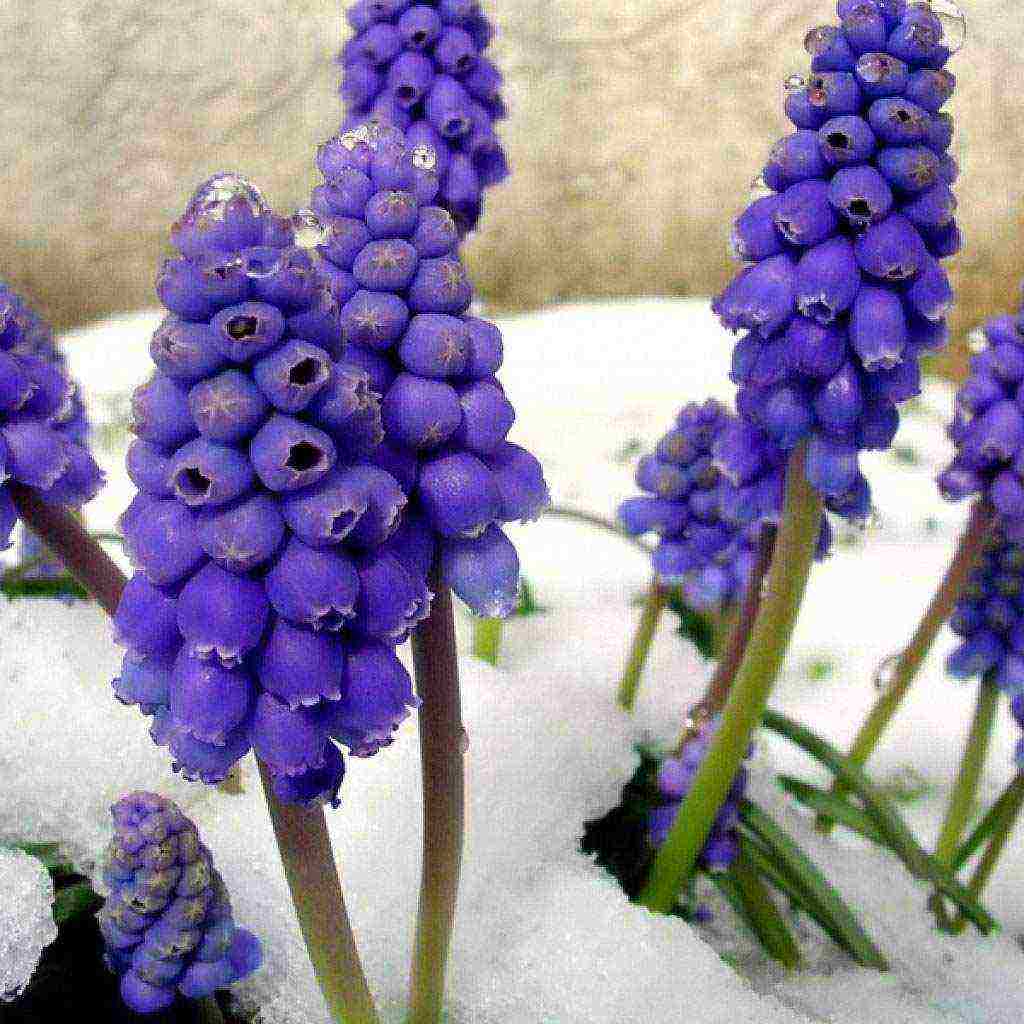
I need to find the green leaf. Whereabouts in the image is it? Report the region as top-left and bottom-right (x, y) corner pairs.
(776, 776), (888, 847)
(740, 801), (889, 970)
(2, 841), (75, 877)
(711, 850), (801, 968)
(52, 881), (102, 925)
(0, 573), (88, 601)
(950, 783), (1022, 874)
(665, 590), (718, 660)
(515, 578), (548, 618)
(762, 710), (997, 934)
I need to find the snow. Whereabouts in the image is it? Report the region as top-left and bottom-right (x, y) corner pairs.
(2, 299), (1022, 1022)
(0, 849), (57, 1001)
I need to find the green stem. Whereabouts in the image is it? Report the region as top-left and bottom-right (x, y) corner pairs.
(818, 501), (993, 833)
(617, 580), (668, 711)
(257, 763), (380, 1024)
(948, 773), (1024, 935)
(409, 577), (465, 1024)
(7, 489), (380, 1024)
(934, 673), (1001, 868)
(544, 504), (654, 555)
(471, 616), (503, 666)
(727, 849), (802, 968)
(639, 443), (821, 912)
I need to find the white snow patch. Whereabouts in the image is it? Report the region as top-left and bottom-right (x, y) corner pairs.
(0, 848), (57, 1001)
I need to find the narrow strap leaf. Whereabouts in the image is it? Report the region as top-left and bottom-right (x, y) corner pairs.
(711, 851), (802, 968)
(776, 776), (888, 847)
(741, 801), (889, 970)
(950, 780), (1020, 874)
(762, 710), (997, 934)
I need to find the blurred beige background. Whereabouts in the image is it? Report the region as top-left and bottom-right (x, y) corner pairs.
(1, 1), (1020, 375)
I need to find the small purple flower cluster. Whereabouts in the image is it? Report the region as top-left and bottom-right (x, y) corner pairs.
(618, 400), (776, 611)
(306, 122), (549, 618)
(938, 291), (1024, 517)
(648, 721), (749, 872)
(113, 174), (424, 805)
(715, 0), (959, 519)
(99, 792), (261, 1015)
(947, 527), (1024, 768)
(0, 281), (103, 547)
(618, 399), (832, 611)
(339, 0), (508, 233)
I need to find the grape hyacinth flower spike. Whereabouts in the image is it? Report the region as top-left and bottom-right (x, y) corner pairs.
(113, 172), (423, 801)
(99, 792), (261, 1015)
(644, 0), (965, 912)
(338, 0), (509, 233)
(305, 122), (549, 627)
(0, 281), (104, 557)
(615, 399), (822, 710)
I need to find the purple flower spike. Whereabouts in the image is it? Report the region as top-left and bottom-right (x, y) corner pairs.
(100, 791), (261, 1013)
(648, 719), (750, 878)
(196, 493), (286, 573)
(169, 437), (256, 508)
(131, 375), (197, 450)
(713, 1), (960, 511)
(210, 302), (286, 364)
(325, 640), (418, 755)
(150, 317), (227, 385)
(114, 575), (181, 662)
(381, 372), (463, 448)
(123, 498), (207, 586)
(419, 451), (500, 538)
(353, 549), (430, 641)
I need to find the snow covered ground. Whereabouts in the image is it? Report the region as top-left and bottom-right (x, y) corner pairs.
(3, 299), (1023, 1022)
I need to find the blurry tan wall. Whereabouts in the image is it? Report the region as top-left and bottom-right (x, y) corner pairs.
(1, 1), (1021, 375)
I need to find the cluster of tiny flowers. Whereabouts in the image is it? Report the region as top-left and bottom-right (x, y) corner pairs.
(0, 280), (103, 548)
(304, 122), (549, 618)
(98, 792), (261, 1014)
(339, 0), (508, 233)
(648, 721), (749, 873)
(619, 399), (833, 611)
(947, 527), (1024, 769)
(113, 174), (425, 805)
(619, 400), (774, 611)
(937, 289), (1024, 518)
(714, 0), (961, 520)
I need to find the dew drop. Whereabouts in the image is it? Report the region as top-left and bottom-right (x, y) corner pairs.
(803, 25), (836, 57)
(784, 74), (806, 93)
(187, 173), (267, 223)
(291, 208), (329, 250)
(873, 651), (901, 693)
(910, 0), (967, 54)
(749, 174), (773, 201)
(412, 144), (438, 171)
(968, 327), (988, 354)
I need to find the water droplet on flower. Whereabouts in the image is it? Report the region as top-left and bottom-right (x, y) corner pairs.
(910, 0), (967, 54)
(784, 74), (806, 93)
(338, 130), (363, 152)
(412, 144), (438, 171)
(459, 728), (470, 754)
(967, 327), (988, 354)
(803, 25), (836, 57)
(291, 208), (329, 249)
(243, 251), (282, 280)
(188, 173), (267, 222)
(873, 651), (901, 692)
(749, 174), (773, 201)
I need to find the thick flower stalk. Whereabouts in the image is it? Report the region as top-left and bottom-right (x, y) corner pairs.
(715, 0), (960, 518)
(305, 122), (549, 621)
(98, 791), (261, 1015)
(0, 280), (103, 550)
(648, 720), (749, 875)
(112, 173), (424, 806)
(339, 0), (508, 234)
